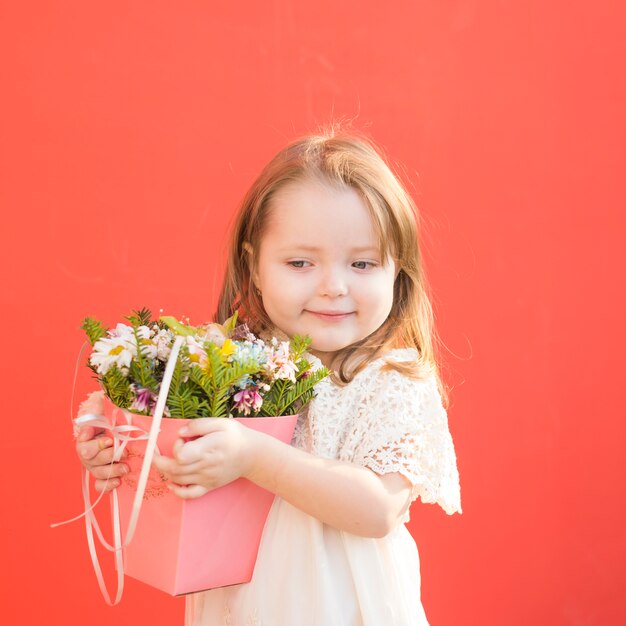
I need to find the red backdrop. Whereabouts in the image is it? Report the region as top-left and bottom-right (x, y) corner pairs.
(1, 2), (624, 624)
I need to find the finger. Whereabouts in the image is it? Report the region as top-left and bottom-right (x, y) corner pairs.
(168, 483), (209, 500)
(168, 473), (199, 486)
(76, 424), (107, 443)
(76, 425), (95, 442)
(90, 462), (129, 481)
(173, 437), (214, 465)
(94, 477), (121, 493)
(178, 417), (225, 439)
(166, 462), (216, 483)
(172, 438), (185, 463)
(152, 455), (207, 482)
(77, 435), (117, 461)
(176, 433), (228, 465)
(87, 446), (128, 470)
(155, 459), (209, 480)
(151, 454), (180, 475)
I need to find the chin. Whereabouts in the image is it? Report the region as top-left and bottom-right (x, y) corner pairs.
(309, 340), (350, 354)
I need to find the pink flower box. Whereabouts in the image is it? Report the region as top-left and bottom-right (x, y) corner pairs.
(104, 399), (297, 596)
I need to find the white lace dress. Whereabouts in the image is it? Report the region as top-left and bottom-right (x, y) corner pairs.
(185, 349), (461, 626)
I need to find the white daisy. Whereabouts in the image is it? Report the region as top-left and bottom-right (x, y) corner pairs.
(135, 325), (157, 359)
(109, 323), (135, 341)
(90, 336), (136, 375)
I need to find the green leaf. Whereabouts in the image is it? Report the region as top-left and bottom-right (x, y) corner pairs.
(160, 316), (198, 336)
(169, 355), (191, 394)
(129, 327), (160, 391)
(126, 308), (153, 327)
(188, 366), (217, 400)
(166, 387), (201, 418)
(260, 378), (288, 414)
(289, 335), (312, 361)
(101, 365), (133, 409)
(222, 312), (239, 334)
(81, 317), (108, 345)
(269, 367), (330, 416)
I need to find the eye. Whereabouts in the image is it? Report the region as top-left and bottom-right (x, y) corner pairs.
(287, 260), (310, 269)
(352, 260), (377, 270)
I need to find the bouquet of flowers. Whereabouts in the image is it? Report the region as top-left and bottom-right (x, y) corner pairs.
(81, 307), (329, 418)
(74, 309), (329, 600)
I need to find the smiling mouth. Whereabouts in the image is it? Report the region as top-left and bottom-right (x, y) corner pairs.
(306, 310), (354, 321)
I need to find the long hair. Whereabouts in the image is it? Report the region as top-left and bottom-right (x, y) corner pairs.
(216, 129), (447, 405)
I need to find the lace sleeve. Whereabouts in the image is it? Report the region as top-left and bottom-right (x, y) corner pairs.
(349, 368), (462, 516)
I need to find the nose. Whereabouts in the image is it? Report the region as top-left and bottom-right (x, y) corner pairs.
(318, 266), (348, 298)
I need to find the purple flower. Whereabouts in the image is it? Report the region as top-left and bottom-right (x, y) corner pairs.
(131, 386), (157, 413)
(230, 323), (254, 341)
(233, 388), (263, 416)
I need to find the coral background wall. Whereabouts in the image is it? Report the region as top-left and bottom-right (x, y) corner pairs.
(1, 2), (624, 624)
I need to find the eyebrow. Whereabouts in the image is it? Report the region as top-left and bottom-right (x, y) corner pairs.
(277, 245), (381, 254)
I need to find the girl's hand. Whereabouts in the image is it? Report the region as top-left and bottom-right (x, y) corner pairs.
(152, 418), (257, 500)
(74, 391), (128, 493)
(75, 425), (129, 492)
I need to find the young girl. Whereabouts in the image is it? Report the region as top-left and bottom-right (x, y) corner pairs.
(76, 130), (462, 625)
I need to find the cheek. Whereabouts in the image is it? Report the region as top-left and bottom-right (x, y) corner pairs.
(265, 269), (308, 299)
(367, 277), (396, 319)
(365, 276), (394, 302)
(261, 276), (301, 318)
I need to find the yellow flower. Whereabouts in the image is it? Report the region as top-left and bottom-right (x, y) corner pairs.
(220, 339), (236, 358)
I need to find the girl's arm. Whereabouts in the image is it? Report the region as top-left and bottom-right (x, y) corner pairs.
(151, 418), (412, 538)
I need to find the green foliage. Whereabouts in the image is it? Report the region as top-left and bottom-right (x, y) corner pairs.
(128, 359), (160, 393)
(82, 308), (330, 419)
(222, 312), (238, 334)
(102, 365), (133, 409)
(260, 367), (329, 416)
(130, 326), (160, 391)
(187, 345), (265, 417)
(292, 368), (330, 413)
(160, 316), (197, 336)
(125, 308), (153, 327)
(168, 357), (191, 396)
(258, 378), (288, 417)
(81, 317), (107, 345)
(289, 335), (312, 362)
(166, 387), (209, 419)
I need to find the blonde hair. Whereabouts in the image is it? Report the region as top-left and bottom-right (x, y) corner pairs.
(216, 129), (447, 405)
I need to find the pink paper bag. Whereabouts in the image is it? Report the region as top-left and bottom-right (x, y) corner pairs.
(104, 400), (297, 596)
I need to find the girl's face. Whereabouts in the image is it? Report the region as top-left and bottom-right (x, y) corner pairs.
(253, 178), (397, 367)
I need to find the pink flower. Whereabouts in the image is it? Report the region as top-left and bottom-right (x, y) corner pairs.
(265, 341), (298, 383)
(233, 388), (263, 416)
